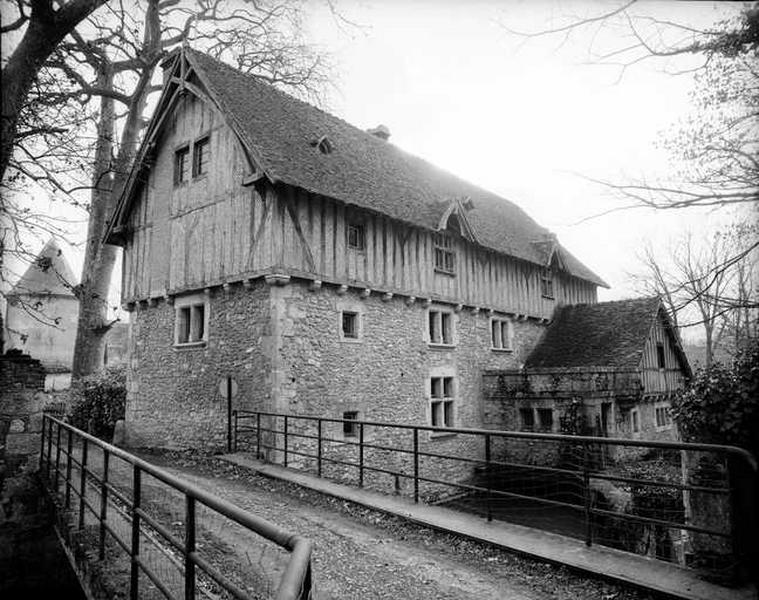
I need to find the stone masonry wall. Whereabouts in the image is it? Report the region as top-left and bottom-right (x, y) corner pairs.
(1, 351), (46, 479)
(271, 281), (546, 500)
(125, 280), (273, 450)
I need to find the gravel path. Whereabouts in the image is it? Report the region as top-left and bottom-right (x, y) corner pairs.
(139, 451), (659, 600)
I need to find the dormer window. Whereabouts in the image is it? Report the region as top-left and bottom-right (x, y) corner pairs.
(314, 135), (333, 154)
(541, 267), (554, 299)
(434, 233), (455, 275)
(347, 222), (365, 250)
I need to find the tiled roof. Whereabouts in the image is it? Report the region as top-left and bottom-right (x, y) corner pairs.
(9, 239), (77, 297)
(525, 297), (664, 369)
(182, 49), (606, 287)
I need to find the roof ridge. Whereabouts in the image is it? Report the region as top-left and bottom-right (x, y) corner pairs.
(186, 48), (540, 217)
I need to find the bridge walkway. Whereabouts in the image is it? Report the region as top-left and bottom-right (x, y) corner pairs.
(222, 453), (757, 600)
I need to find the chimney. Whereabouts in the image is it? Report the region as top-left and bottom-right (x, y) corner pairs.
(366, 124), (390, 141)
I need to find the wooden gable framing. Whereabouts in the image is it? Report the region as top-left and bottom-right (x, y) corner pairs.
(105, 46), (268, 246)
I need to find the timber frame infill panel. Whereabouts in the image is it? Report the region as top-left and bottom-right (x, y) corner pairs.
(267, 187), (597, 319)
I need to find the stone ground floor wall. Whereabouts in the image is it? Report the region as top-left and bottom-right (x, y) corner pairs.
(124, 275), (547, 475)
(124, 280), (273, 450)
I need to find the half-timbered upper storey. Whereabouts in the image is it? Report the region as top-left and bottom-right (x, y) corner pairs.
(106, 47), (606, 320)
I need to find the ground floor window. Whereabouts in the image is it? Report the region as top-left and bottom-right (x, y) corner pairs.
(519, 407), (535, 431)
(654, 402), (672, 429)
(342, 411), (359, 437)
(630, 408), (640, 433)
(430, 376), (454, 427)
(490, 317), (514, 351)
(175, 296), (208, 346)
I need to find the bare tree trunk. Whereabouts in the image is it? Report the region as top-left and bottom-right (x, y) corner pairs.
(71, 64), (116, 379)
(704, 323), (713, 368)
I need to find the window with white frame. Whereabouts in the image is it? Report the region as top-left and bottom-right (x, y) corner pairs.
(428, 309), (454, 345)
(491, 317), (514, 351)
(339, 309), (361, 341)
(655, 402), (672, 429)
(430, 375), (455, 428)
(174, 296), (208, 346)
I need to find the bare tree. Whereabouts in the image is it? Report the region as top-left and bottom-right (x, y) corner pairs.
(632, 226), (758, 366)
(4, 0), (335, 378)
(0, 0), (108, 182)
(505, 2), (758, 212)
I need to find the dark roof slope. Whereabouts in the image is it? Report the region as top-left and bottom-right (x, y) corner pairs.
(183, 49), (605, 287)
(9, 239), (77, 297)
(525, 297), (663, 369)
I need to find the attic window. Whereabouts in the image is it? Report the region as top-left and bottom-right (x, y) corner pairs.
(193, 135), (210, 178)
(313, 135), (334, 154)
(434, 233), (455, 275)
(174, 145), (189, 185)
(540, 267), (554, 299)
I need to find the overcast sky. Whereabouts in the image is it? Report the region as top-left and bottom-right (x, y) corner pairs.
(7, 1), (750, 340)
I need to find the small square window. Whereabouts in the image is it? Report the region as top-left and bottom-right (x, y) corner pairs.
(491, 317), (514, 350)
(537, 408), (553, 432)
(343, 411), (359, 437)
(519, 408), (534, 431)
(347, 223), (365, 250)
(193, 136), (210, 178)
(428, 309), (454, 345)
(175, 301), (207, 345)
(174, 146), (189, 185)
(341, 311), (359, 339)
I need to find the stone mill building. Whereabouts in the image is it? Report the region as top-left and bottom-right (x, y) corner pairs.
(105, 47), (687, 453)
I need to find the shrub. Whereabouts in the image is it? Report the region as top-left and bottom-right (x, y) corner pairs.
(69, 365), (126, 441)
(671, 338), (759, 456)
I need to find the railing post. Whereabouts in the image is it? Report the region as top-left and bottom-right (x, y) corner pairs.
(45, 418), (53, 483)
(185, 496), (196, 600)
(317, 419), (323, 478)
(359, 422), (365, 488)
(99, 449), (110, 560)
(485, 434), (492, 522)
(256, 412), (261, 459)
(54, 422), (62, 491)
(413, 428), (419, 503)
(79, 439), (88, 530)
(583, 441), (592, 547)
(39, 414), (46, 473)
(65, 428), (73, 508)
(233, 410), (238, 453)
(226, 377), (233, 453)
(130, 466), (141, 600)
(284, 415), (289, 468)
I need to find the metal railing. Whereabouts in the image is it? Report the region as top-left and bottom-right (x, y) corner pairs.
(233, 410), (758, 580)
(40, 414), (314, 600)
